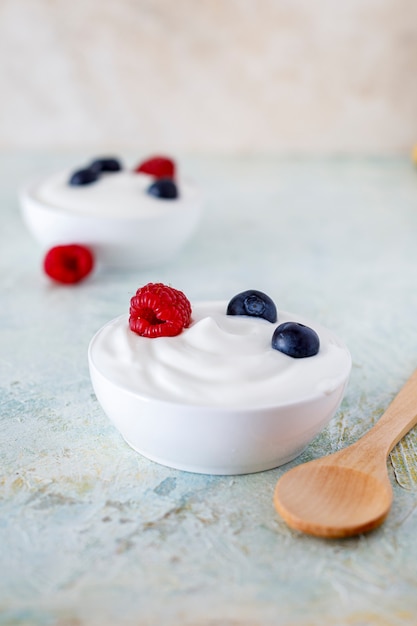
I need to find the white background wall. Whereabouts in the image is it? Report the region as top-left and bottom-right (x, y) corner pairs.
(1, 0), (417, 154)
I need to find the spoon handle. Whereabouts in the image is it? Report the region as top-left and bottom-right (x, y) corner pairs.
(359, 367), (417, 457)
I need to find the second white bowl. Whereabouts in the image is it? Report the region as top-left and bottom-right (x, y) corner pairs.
(19, 169), (203, 268)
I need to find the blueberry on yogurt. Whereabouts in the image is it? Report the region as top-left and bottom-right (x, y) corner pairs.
(147, 178), (178, 200)
(89, 157), (122, 173)
(227, 290), (277, 323)
(271, 322), (320, 358)
(68, 168), (99, 186)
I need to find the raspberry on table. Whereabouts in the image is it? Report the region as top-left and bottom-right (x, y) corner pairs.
(134, 156), (176, 180)
(43, 244), (94, 284)
(129, 283), (192, 338)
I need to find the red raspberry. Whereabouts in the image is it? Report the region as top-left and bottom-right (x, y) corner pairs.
(43, 244), (94, 284)
(134, 156), (176, 180)
(129, 283), (192, 338)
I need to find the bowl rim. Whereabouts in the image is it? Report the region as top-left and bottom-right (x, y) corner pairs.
(19, 170), (203, 222)
(88, 305), (352, 414)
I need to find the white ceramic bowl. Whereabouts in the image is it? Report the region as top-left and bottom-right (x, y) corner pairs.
(19, 170), (203, 268)
(88, 305), (351, 475)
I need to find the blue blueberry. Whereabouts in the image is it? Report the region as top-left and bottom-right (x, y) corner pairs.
(68, 168), (99, 186)
(271, 322), (320, 358)
(227, 290), (277, 323)
(89, 157), (122, 173)
(147, 178), (178, 200)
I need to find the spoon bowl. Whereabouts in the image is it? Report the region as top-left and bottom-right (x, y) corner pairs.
(274, 368), (417, 537)
(275, 463), (392, 538)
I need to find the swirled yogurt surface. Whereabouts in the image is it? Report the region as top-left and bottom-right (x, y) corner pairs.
(32, 169), (199, 219)
(89, 302), (351, 409)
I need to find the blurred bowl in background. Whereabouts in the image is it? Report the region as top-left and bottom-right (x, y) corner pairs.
(19, 164), (203, 268)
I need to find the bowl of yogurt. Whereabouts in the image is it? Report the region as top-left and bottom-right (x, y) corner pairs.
(88, 286), (352, 475)
(19, 155), (203, 268)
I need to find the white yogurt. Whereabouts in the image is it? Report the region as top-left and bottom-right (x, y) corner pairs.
(32, 169), (199, 218)
(89, 302), (351, 409)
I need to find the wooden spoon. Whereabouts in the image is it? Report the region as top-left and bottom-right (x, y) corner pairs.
(274, 368), (417, 538)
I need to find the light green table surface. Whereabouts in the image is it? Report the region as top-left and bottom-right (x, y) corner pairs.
(2, 153), (417, 626)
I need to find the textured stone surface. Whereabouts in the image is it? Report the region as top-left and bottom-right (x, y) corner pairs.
(1, 153), (417, 624)
(1, 1), (417, 153)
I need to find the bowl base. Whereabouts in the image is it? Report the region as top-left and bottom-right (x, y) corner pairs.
(123, 437), (307, 475)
